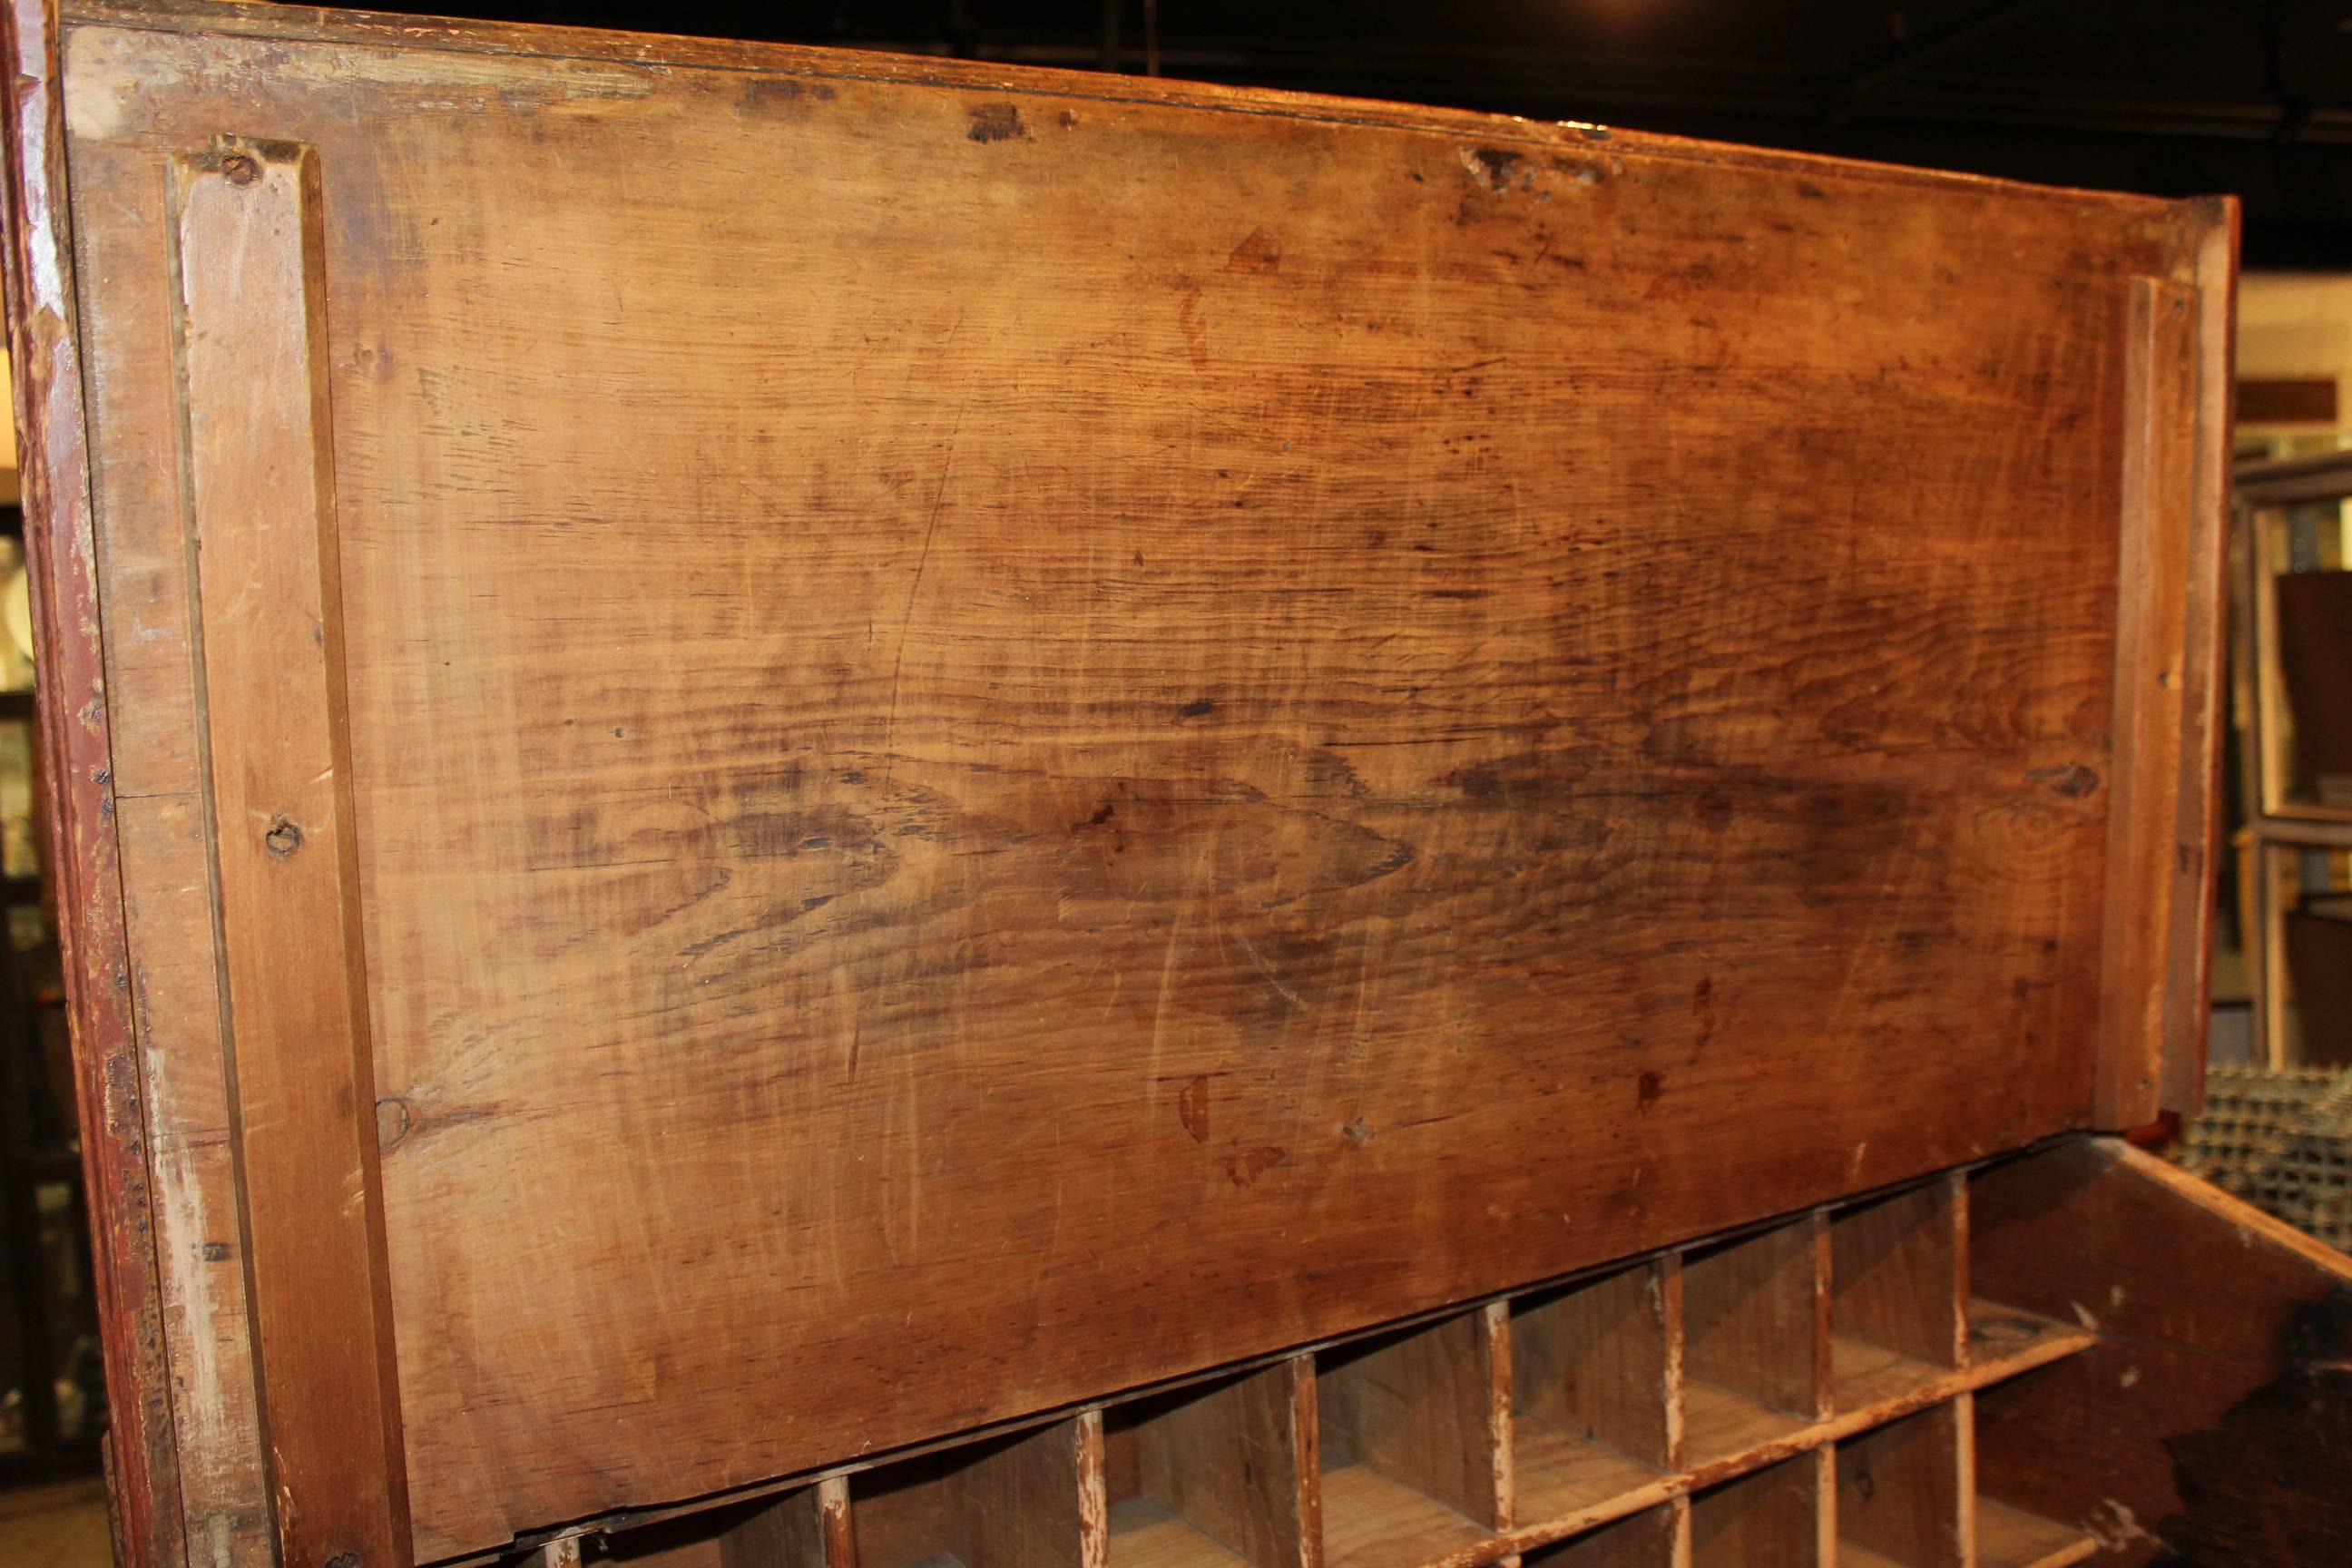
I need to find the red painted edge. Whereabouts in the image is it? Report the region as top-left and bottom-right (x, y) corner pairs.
(0, 0), (187, 1560)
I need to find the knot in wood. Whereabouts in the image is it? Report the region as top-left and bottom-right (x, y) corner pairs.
(264, 816), (303, 858)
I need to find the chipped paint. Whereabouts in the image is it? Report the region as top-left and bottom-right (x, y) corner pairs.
(2085, 1499), (2155, 1550)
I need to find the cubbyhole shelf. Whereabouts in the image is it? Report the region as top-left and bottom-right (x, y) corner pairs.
(1690, 1453), (1831, 1568)
(542, 1155), (2122, 1568)
(1316, 1308), (1508, 1568)
(1510, 1259), (1678, 1526)
(1520, 1500), (1687, 1566)
(1104, 1362), (1315, 1568)
(1967, 1371), (2101, 1568)
(1961, 1165), (2127, 1568)
(589, 1478), (850, 1567)
(850, 1415), (1100, 1568)
(1833, 1401), (1967, 1568)
(1971, 1501), (2097, 1568)
(1829, 1177), (1965, 1413)
(1683, 1217), (1828, 1465)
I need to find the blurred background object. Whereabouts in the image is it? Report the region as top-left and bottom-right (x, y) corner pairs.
(2230, 452), (2352, 1073)
(0, 340), (108, 1568)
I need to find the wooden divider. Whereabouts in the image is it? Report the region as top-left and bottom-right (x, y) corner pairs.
(1688, 1452), (1830, 1567)
(1513, 1259), (1683, 1523)
(716, 1477), (856, 1568)
(1317, 1308), (1509, 1568)
(851, 1415), (1104, 1568)
(1832, 1402), (1969, 1568)
(532, 1157), (2137, 1568)
(1832, 1179), (1966, 1370)
(1966, 1378), (2102, 1568)
(568, 1477), (853, 1567)
(1521, 1500), (1689, 1567)
(1830, 1177), (1969, 1416)
(1105, 1359), (1318, 1568)
(1683, 1216), (1831, 1463)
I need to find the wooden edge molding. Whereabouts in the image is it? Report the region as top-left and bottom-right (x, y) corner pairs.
(2161, 197), (2238, 1120)
(0, 0), (185, 1561)
(2110, 1141), (2352, 1286)
(2093, 268), (2204, 1131)
(168, 134), (412, 1568)
(54, 0), (2216, 221)
(1481, 1299), (1514, 1534)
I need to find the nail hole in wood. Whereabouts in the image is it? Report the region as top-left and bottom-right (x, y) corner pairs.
(221, 152), (260, 186)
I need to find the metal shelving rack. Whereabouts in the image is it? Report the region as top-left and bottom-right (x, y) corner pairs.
(2233, 451), (2352, 1069)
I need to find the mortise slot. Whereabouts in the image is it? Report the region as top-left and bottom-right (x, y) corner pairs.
(1829, 1177), (1965, 1412)
(852, 1413), (1103, 1568)
(592, 1478), (852, 1567)
(1103, 1359), (1317, 1568)
(1318, 1307), (1508, 1568)
(1966, 1375), (2099, 1568)
(1690, 1452), (1830, 1568)
(1521, 1499), (1690, 1566)
(1833, 1401), (1967, 1568)
(1512, 1259), (1681, 1527)
(1682, 1215), (1830, 1462)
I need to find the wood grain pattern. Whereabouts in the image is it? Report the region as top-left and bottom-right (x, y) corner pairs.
(1833, 1404), (1965, 1568)
(1830, 1178), (1964, 1370)
(2093, 276), (2200, 1130)
(1686, 1219), (1829, 1421)
(1687, 1456), (1819, 1568)
(1320, 1309), (1511, 1530)
(60, 101), (275, 1568)
(1523, 1501), (1687, 1568)
(1972, 1497), (2092, 1568)
(1316, 1463), (1495, 1568)
(856, 1424), (1102, 1568)
(2161, 200), (2237, 1119)
(1508, 1292), (2091, 1563)
(113, 794), (270, 1565)
(1106, 1498), (1250, 1568)
(1970, 1142), (2352, 1568)
(169, 135), (408, 1568)
(0, 2), (184, 1562)
(1514, 1259), (1682, 1472)
(1135, 1362), (1319, 1568)
(961, 1416), (1103, 1568)
(717, 1480), (852, 1568)
(32, 0), (2231, 1557)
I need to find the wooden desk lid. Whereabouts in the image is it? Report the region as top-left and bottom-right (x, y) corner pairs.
(5, 1), (2232, 1559)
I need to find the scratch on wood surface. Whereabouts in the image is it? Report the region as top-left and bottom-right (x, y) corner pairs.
(881, 410), (962, 788)
(1235, 929), (1308, 1012)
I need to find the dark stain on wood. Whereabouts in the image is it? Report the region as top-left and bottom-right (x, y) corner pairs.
(2154, 1289), (2352, 1565)
(967, 103), (1029, 143)
(1178, 1075), (1210, 1144)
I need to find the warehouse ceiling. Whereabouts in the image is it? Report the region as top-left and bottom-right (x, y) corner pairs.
(370, 0), (2352, 267)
